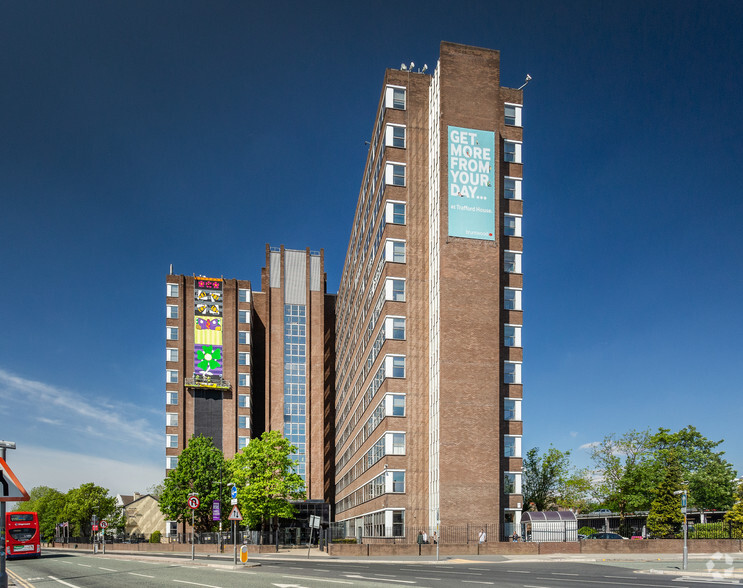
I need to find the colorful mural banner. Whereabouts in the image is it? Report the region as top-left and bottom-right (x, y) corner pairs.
(195, 317), (223, 345)
(194, 344), (223, 376)
(447, 126), (495, 241)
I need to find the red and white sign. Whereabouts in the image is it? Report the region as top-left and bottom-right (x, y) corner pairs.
(100, 520), (108, 529)
(188, 496), (200, 509)
(0, 457), (29, 502)
(92, 524), (99, 531)
(228, 505), (243, 521)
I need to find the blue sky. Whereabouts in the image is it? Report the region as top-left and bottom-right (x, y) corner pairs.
(1, 1), (741, 497)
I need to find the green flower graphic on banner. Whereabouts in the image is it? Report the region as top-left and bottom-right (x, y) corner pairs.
(194, 344), (223, 375)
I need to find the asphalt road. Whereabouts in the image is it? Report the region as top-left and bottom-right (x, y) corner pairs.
(6, 551), (742, 587)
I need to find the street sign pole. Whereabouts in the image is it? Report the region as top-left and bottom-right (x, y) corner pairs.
(1, 441), (19, 588)
(233, 520), (237, 565)
(188, 493), (199, 562)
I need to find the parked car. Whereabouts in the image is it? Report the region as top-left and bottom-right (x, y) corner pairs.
(585, 532), (626, 540)
(591, 509), (612, 515)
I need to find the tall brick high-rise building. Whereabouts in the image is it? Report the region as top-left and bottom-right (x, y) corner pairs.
(333, 42), (524, 539)
(164, 41), (525, 540)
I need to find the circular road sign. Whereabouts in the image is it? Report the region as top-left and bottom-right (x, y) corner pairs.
(100, 520), (108, 529)
(188, 496), (200, 510)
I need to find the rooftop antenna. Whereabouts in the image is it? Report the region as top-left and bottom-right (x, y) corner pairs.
(409, 61), (415, 71)
(169, 263), (173, 274)
(400, 63), (407, 71)
(421, 64), (428, 73)
(517, 74), (532, 90)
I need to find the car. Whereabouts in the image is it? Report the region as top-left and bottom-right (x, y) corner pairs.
(591, 509), (612, 515)
(585, 532), (626, 540)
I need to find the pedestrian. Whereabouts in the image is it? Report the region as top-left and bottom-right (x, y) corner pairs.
(512, 531), (519, 542)
(422, 530), (428, 544)
(417, 531), (424, 545)
(478, 528), (486, 544)
(432, 531), (438, 544)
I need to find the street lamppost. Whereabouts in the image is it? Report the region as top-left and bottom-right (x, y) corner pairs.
(0, 440), (17, 588)
(673, 489), (688, 571)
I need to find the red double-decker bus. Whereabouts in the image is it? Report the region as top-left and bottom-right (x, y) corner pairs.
(5, 512), (41, 559)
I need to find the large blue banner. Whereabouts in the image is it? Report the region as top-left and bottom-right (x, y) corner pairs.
(447, 126), (495, 241)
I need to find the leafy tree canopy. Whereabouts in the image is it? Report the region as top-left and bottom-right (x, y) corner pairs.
(723, 480), (743, 537)
(646, 451), (684, 538)
(159, 435), (227, 532)
(59, 483), (118, 537)
(14, 486), (65, 542)
(229, 430), (306, 534)
(522, 446), (592, 512)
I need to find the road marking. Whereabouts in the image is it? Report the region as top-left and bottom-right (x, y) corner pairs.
(98, 567), (118, 571)
(468, 568), (490, 571)
(523, 585), (552, 588)
(507, 570), (531, 573)
(461, 582), (494, 585)
(129, 572), (155, 578)
(76, 564), (92, 567)
(537, 578), (673, 587)
(283, 575), (353, 584)
(173, 580), (224, 588)
(552, 572), (580, 576)
(48, 576), (83, 588)
(415, 577), (443, 581)
(345, 575), (415, 584)
(674, 577), (740, 585)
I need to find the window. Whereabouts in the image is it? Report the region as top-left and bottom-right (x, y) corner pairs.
(504, 324), (522, 347)
(391, 432), (406, 455)
(391, 471), (405, 493)
(166, 283), (179, 298)
(238, 415), (250, 429)
(386, 163), (406, 186)
(504, 472), (521, 494)
(238, 436), (249, 450)
(504, 140), (522, 163)
(238, 352), (250, 366)
(386, 278), (406, 302)
(386, 124), (406, 148)
(166, 369), (178, 384)
(504, 251), (522, 274)
(166, 434), (178, 449)
(166, 348), (178, 362)
(238, 331), (250, 345)
(386, 317), (406, 340)
(166, 304), (178, 319)
(504, 214), (522, 237)
(504, 287), (522, 310)
(166, 456), (178, 470)
(238, 310), (250, 324)
(504, 398), (521, 421)
(391, 394), (405, 416)
(238, 373), (250, 387)
(504, 103), (522, 127)
(166, 391), (178, 405)
(386, 239), (406, 263)
(504, 435), (521, 458)
(385, 201), (406, 225)
(166, 412), (178, 427)
(504, 176), (522, 200)
(238, 394), (250, 408)
(392, 510), (404, 536)
(388, 355), (405, 378)
(238, 288), (250, 303)
(166, 326), (179, 340)
(385, 86), (406, 110)
(504, 361), (522, 385)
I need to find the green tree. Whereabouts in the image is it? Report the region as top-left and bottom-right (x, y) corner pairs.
(522, 446), (590, 511)
(723, 481), (743, 538)
(60, 483), (118, 537)
(229, 430), (306, 542)
(14, 486), (65, 542)
(646, 451), (684, 538)
(147, 482), (166, 500)
(160, 435), (227, 532)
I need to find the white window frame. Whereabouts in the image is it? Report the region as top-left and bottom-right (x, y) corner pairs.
(503, 176), (522, 200)
(385, 162), (406, 187)
(504, 250), (522, 274)
(238, 331), (250, 346)
(238, 352), (250, 366)
(166, 391), (178, 405)
(504, 102), (523, 127)
(166, 283), (179, 298)
(385, 316), (406, 340)
(504, 287), (522, 311)
(504, 323), (522, 348)
(504, 435), (522, 458)
(504, 214), (522, 237)
(386, 393), (406, 417)
(238, 436), (249, 450)
(238, 415), (250, 430)
(385, 200), (406, 225)
(238, 310), (251, 324)
(504, 471), (522, 495)
(238, 288), (251, 303)
(504, 397), (522, 421)
(504, 361), (522, 385)
(166, 304), (179, 319)
(166, 412), (178, 427)
(385, 85), (406, 110)
(166, 434), (178, 449)
(385, 123), (406, 148)
(166, 326), (179, 340)
(166, 456), (178, 470)
(166, 348), (179, 363)
(385, 431), (406, 455)
(386, 469), (406, 493)
(166, 369), (178, 384)
(238, 373), (250, 387)
(385, 354), (406, 378)
(385, 277), (406, 302)
(504, 140), (522, 164)
(385, 239), (406, 263)
(238, 394), (250, 408)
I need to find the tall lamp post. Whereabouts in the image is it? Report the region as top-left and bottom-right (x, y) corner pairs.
(673, 489), (688, 571)
(0, 440), (17, 588)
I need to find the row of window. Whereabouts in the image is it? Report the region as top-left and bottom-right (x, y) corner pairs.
(165, 284), (251, 302)
(336, 469), (405, 515)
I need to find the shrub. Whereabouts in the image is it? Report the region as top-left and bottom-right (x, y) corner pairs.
(578, 526), (596, 536)
(331, 538), (357, 544)
(149, 530), (162, 543)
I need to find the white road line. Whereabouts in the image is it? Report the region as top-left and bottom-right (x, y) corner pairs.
(523, 585), (552, 588)
(345, 575), (415, 584)
(76, 564), (92, 567)
(173, 580), (223, 588)
(507, 570), (531, 573)
(48, 576), (82, 588)
(468, 568), (490, 571)
(415, 577), (443, 581)
(552, 572), (580, 576)
(461, 582), (494, 585)
(283, 575), (353, 584)
(98, 567), (118, 571)
(537, 578), (673, 587)
(129, 572), (155, 578)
